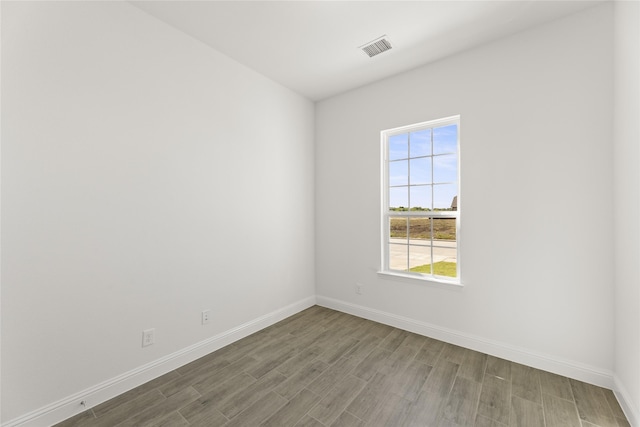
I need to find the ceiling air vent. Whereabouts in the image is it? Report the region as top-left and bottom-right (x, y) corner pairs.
(359, 36), (392, 58)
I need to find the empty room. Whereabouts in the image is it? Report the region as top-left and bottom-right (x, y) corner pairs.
(1, 1), (638, 426)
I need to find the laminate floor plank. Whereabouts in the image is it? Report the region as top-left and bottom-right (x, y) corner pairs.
(423, 359), (460, 396)
(277, 307), (324, 333)
(378, 343), (420, 377)
(51, 306), (630, 427)
(414, 336), (445, 366)
(322, 313), (359, 338)
(345, 372), (390, 421)
(404, 390), (448, 427)
(295, 415), (326, 427)
(438, 419), (464, 427)
(542, 393), (581, 427)
(261, 388), (320, 427)
(91, 390), (167, 427)
(115, 386), (200, 427)
(335, 314), (369, 334)
(388, 359), (432, 402)
(570, 379), (618, 426)
(366, 321), (395, 339)
(351, 346), (391, 381)
(379, 328), (411, 352)
(188, 415), (228, 427)
(509, 395), (544, 427)
(276, 345), (323, 377)
(147, 411), (190, 427)
(229, 330), (278, 358)
(539, 370), (574, 401)
(331, 411), (366, 427)
(485, 356), (511, 382)
(308, 375), (367, 425)
(161, 358), (231, 397)
(178, 373), (255, 425)
(366, 392), (413, 427)
(249, 335), (296, 362)
(475, 413), (508, 427)
(182, 406), (228, 427)
(306, 356), (359, 397)
(175, 349), (230, 376)
(349, 319), (389, 340)
(616, 416), (633, 427)
(318, 336), (359, 365)
(442, 376), (482, 426)
(217, 370), (287, 419)
(438, 343), (469, 366)
(603, 388), (628, 420)
(92, 371), (180, 418)
(294, 329), (339, 353)
(477, 375), (511, 425)
(246, 345), (297, 379)
(224, 391), (287, 427)
(52, 409), (97, 427)
(398, 331), (429, 351)
(342, 333), (379, 361)
(275, 359), (330, 400)
(190, 355), (259, 395)
(457, 349), (487, 383)
(511, 363), (542, 404)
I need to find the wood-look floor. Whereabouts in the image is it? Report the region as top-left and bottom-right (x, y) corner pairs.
(55, 306), (630, 427)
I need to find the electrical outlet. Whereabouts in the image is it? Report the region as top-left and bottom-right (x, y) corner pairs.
(202, 309), (211, 325)
(142, 328), (155, 347)
(356, 283), (363, 295)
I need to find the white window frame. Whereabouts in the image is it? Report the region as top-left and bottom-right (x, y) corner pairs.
(379, 115), (461, 286)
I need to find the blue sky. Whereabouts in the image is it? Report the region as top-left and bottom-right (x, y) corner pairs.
(388, 124), (458, 210)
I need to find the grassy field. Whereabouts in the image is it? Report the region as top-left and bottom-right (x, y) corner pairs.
(390, 217), (456, 240)
(409, 261), (457, 277)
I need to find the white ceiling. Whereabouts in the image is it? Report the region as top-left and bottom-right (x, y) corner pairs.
(130, 1), (605, 101)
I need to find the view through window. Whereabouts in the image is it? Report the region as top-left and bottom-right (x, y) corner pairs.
(382, 116), (459, 281)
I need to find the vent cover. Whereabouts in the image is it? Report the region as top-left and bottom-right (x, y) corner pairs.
(360, 36), (392, 58)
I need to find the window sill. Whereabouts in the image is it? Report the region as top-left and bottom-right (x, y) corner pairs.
(377, 270), (464, 290)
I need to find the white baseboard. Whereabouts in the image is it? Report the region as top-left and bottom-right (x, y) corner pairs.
(2, 296), (316, 427)
(614, 375), (639, 427)
(316, 296), (614, 389)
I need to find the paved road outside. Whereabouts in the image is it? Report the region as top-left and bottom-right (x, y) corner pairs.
(389, 238), (456, 270)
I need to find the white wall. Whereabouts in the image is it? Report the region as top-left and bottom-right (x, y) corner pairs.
(1, 1), (315, 423)
(613, 0), (640, 424)
(316, 4), (615, 384)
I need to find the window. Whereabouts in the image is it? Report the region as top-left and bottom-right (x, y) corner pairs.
(381, 116), (460, 283)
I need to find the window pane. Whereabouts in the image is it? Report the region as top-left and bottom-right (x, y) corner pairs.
(409, 157), (431, 185)
(433, 244), (457, 262)
(383, 118), (459, 281)
(433, 184), (457, 210)
(433, 218), (456, 241)
(408, 245), (432, 272)
(409, 185), (431, 210)
(432, 244), (457, 278)
(389, 187), (408, 211)
(410, 128), (431, 157)
(389, 133), (408, 160)
(408, 217), (431, 243)
(389, 244), (408, 271)
(433, 154), (457, 183)
(433, 124), (457, 154)
(389, 217), (407, 240)
(389, 160), (408, 186)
